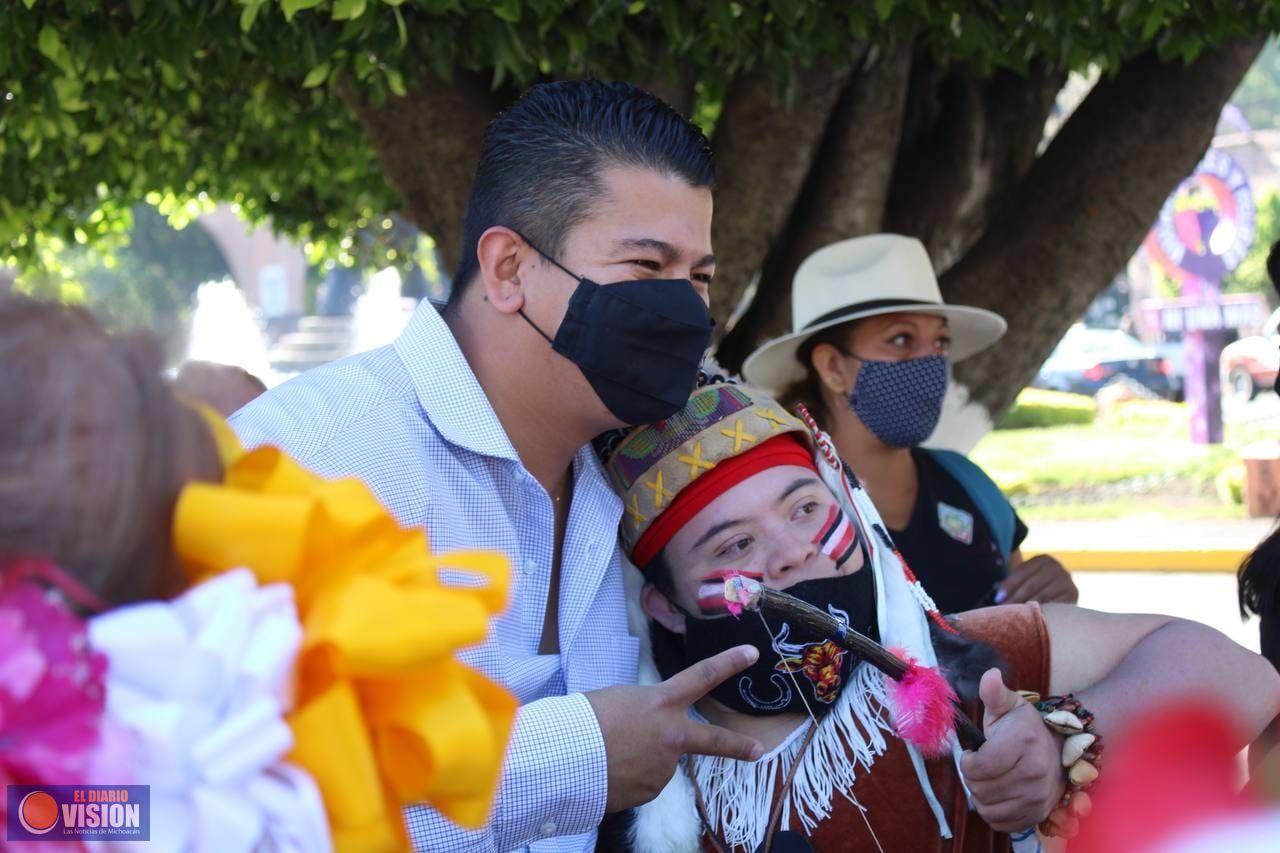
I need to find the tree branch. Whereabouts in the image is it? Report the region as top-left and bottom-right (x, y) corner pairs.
(716, 43), (914, 370)
(708, 58), (858, 334)
(339, 72), (506, 276)
(884, 59), (1066, 270)
(946, 36), (1267, 418)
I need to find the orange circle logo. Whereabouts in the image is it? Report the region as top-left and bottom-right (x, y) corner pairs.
(18, 791), (59, 834)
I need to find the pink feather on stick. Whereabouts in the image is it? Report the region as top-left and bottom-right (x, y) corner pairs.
(885, 647), (959, 758)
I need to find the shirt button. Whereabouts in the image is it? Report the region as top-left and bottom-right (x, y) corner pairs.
(539, 821), (556, 837)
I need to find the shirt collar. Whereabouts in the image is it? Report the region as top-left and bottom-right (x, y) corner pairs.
(393, 301), (519, 461)
(572, 443), (622, 517)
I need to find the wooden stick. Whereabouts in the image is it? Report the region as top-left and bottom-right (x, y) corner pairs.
(747, 583), (988, 751)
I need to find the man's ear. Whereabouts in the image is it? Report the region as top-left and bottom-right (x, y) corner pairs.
(474, 226), (528, 315)
(642, 583), (687, 635)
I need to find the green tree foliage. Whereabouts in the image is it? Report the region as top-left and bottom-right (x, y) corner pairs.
(4, 0), (1277, 270)
(4, 0), (1280, 417)
(1232, 36), (1280, 129)
(1224, 188), (1280, 297)
(16, 204), (231, 348)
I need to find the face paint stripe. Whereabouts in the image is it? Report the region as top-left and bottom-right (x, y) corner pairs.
(826, 519), (855, 559)
(697, 573), (763, 615)
(819, 513), (852, 559)
(813, 505), (840, 548)
(814, 506), (850, 558)
(697, 583), (726, 613)
(833, 535), (859, 569)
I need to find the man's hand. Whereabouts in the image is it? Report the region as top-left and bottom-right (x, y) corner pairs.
(959, 668), (1064, 831)
(587, 645), (765, 813)
(998, 554), (1078, 605)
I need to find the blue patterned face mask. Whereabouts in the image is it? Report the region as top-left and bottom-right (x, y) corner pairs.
(847, 354), (949, 448)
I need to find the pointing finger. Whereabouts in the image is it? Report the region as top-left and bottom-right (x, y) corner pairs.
(664, 645), (758, 705)
(682, 719), (764, 762)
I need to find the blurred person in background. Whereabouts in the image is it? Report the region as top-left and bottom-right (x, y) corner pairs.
(174, 359), (267, 417)
(0, 294), (223, 606)
(1238, 239), (1280, 673)
(745, 235), (1077, 614)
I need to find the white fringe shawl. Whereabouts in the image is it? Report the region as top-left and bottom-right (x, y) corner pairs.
(811, 428), (961, 838)
(691, 660), (897, 850)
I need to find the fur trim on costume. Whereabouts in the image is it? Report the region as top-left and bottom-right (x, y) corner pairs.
(624, 559), (662, 687)
(628, 768), (702, 853)
(627, 565), (701, 852)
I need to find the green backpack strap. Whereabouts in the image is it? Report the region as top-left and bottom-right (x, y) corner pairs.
(924, 448), (1016, 562)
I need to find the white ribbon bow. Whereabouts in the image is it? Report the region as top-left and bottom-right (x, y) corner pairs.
(88, 569), (331, 853)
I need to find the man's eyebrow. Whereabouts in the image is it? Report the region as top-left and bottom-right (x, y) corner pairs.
(616, 237), (679, 263)
(616, 238), (716, 269)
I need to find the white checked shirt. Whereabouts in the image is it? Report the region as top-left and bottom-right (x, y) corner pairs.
(231, 302), (637, 852)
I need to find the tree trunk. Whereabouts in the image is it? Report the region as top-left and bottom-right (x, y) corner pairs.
(340, 72), (507, 276)
(707, 58), (859, 334)
(885, 60), (1066, 271)
(716, 43), (914, 368)
(947, 36), (1266, 420)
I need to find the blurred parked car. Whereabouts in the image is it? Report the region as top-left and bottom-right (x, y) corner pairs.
(1033, 325), (1180, 400)
(1220, 306), (1280, 402)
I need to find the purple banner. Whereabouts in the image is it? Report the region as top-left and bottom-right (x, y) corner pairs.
(1143, 148), (1256, 445)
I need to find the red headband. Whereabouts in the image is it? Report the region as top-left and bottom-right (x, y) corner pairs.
(631, 433), (816, 569)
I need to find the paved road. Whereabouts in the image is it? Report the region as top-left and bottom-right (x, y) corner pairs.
(1025, 515), (1275, 554)
(1073, 571), (1258, 653)
(1026, 517), (1269, 652)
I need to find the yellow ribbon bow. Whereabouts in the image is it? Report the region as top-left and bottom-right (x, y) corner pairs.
(174, 414), (516, 851)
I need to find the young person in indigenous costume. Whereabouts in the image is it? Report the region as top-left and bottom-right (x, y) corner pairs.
(596, 379), (1280, 852)
(0, 295), (515, 852)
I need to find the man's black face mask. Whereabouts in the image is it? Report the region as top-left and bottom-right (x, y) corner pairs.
(515, 234), (715, 426)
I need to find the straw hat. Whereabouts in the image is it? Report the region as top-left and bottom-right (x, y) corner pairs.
(742, 234), (1007, 391)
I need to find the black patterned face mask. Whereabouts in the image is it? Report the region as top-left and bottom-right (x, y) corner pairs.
(680, 570), (877, 716)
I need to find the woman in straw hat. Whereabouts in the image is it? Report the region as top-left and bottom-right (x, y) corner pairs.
(597, 378), (1279, 852)
(742, 234), (1075, 614)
